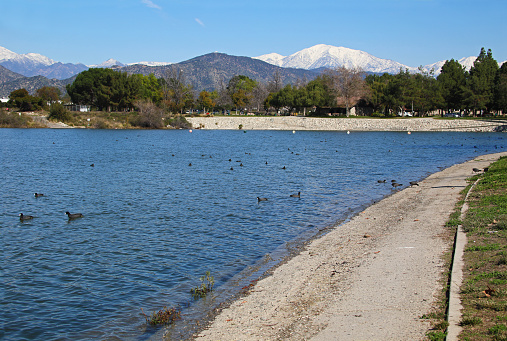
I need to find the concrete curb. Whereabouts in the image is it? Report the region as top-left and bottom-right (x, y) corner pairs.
(446, 176), (482, 340)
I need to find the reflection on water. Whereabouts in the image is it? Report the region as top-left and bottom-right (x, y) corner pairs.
(0, 129), (504, 340)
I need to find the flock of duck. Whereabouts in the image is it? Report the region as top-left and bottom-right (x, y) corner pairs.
(375, 167), (488, 192)
(257, 191), (301, 202)
(376, 179), (419, 189)
(18, 193), (83, 222)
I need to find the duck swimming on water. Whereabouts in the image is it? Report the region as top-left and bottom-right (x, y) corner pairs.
(19, 213), (34, 221)
(66, 211), (83, 219)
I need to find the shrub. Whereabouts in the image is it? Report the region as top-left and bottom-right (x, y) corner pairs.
(166, 115), (191, 129)
(93, 118), (112, 129)
(132, 100), (163, 128)
(48, 103), (72, 122)
(0, 109), (32, 127)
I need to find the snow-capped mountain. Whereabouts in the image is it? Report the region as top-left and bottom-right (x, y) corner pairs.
(0, 45), (88, 79)
(0, 46), (55, 66)
(255, 44), (412, 74)
(89, 59), (173, 68)
(423, 56), (478, 74)
(88, 58), (125, 68)
(127, 61), (173, 67)
(254, 44), (493, 75)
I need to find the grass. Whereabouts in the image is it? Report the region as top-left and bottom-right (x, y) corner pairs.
(190, 271), (215, 299)
(458, 156), (507, 340)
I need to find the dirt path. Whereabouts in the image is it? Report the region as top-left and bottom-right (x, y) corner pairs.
(25, 112), (71, 128)
(195, 152), (507, 341)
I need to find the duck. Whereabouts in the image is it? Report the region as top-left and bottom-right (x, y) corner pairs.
(66, 211), (83, 219)
(19, 213), (34, 221)
(472, 168), (481, 172)
(377, 180), (386, 183)
(34, 193), (44, 197)
(257, 197), (268, 202)
(409, 181), (419, 186)
(290, 192), (301, 198)
(391, 182), (402, 188)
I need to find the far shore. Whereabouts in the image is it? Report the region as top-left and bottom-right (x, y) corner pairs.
(187, 116), (506, 132)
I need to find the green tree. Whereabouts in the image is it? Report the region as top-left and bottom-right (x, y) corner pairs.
(365, 73), (392, 115)
(227, 75), (257, 113)
(67, 68), (142, 112)
(494, 63), (507, 113)
(437, 59), (467, 113)
(36, 86), (61, 106)
(8, 88), (43, 111)
(197, 90), (217, 113)
(466, 48), (499, 115)
(305, 77), (332, 109)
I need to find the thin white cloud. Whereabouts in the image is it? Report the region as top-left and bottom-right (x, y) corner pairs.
(195, 18), (205, 27)
(141, 0), (162, 10)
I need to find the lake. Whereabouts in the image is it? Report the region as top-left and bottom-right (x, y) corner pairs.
(0, 129), (504, 340)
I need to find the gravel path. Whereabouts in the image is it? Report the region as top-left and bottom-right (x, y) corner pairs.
(195, 152), (507, 341)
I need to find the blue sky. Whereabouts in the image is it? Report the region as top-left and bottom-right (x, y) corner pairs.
(1, 0), (506, 67)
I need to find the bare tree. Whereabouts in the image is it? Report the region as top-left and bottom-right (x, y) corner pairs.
(133, 99), (163, 128)
(267, 69), (283, 93)
(252, 82), (269, 113)
(215, 76), (233, 110)
(324, 66), (369, 116)
(162, 66), (192, 114)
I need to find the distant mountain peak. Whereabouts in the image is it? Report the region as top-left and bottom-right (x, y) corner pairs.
(0, 46), (19, 61)
(89, 58), (125, 68)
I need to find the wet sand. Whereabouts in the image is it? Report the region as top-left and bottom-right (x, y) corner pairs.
(194, 152), (507, 341)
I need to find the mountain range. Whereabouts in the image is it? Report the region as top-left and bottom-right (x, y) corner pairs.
(254, 44), (484, 75)
(1, 44), (505, 98)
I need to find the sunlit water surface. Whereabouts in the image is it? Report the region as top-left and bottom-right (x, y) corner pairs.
(0, 129), (504, 340)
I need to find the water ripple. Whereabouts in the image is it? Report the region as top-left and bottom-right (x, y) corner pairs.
(0, 129), (504, 340)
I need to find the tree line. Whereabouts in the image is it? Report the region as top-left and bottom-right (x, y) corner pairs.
(4, 47), (506, 118)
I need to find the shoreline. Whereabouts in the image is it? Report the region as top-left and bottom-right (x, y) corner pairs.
(187, 116), (506, 132)
(191, 151), (507, 340)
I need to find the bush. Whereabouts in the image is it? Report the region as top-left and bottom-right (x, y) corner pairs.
(132, 100), (163, 128)
(166, 115), (191, 129)
(0, 109), (33, 127)
(48, 103), (72, 122)
(93, 118), (112, 129)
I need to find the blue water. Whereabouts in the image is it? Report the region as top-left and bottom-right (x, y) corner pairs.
(0, 129), (504, 340)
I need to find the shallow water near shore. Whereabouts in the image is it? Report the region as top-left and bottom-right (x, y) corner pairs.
(0, 129), (504, 340)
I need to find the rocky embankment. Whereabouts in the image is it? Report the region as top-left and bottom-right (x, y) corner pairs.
(187, 116), (506, 132)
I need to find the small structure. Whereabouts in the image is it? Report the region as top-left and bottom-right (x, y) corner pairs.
(65, 104), (91, 112)
(1, 98), (9, 103)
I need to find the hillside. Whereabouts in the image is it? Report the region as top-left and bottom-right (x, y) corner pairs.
(0, 74), (74, 97)
(122, 52), (320, 91)
(0, 65), (24, 85)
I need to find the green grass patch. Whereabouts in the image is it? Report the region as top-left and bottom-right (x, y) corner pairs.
(459, 156), (507, 340)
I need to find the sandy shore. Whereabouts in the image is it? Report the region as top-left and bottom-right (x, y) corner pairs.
(194, 152), (507, 341)
(187, 116), (506, 132)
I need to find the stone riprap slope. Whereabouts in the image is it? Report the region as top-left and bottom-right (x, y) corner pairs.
(187, 116), (505, 132)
